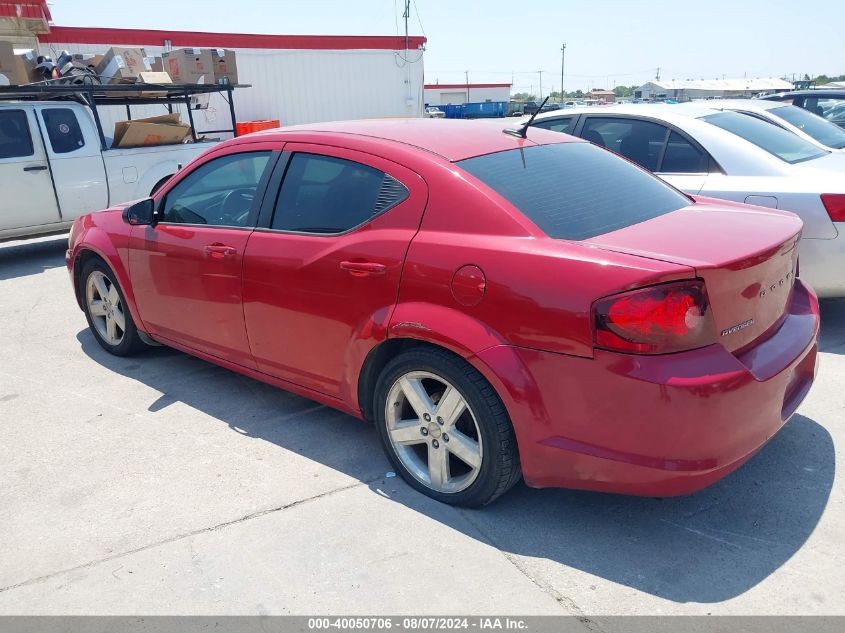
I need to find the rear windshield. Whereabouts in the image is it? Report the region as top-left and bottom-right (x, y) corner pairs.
(457, 142), (690, 241)
(768, 105), (845, 149)
(701, 111), (827, 163)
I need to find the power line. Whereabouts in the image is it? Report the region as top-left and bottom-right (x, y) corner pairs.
(413, 0), (426, 38)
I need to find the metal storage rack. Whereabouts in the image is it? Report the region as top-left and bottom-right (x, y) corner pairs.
(0, 82), (250, 150)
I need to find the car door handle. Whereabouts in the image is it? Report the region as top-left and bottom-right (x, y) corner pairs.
(204, 243), (237, 258)
(340, 261), (387, 276)
(23, 165), (48, 172)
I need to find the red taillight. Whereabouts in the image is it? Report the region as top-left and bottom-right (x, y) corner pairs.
(593, 280), (717, 354)
(821, 194), (845, 222)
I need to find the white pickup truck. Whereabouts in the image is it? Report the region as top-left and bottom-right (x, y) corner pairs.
(0, 100), (219, 242)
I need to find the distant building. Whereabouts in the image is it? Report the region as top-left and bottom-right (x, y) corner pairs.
(424, 83), (511, 105)
(0, 0), (427, 129)
(588, 89), (616, 103)
(635, 78), (793, 101)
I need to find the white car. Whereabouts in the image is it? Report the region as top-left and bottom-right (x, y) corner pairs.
(0, 101), (219, 242)
(526, 104), (845, 297)
(704, 99), (845, 152)
(425, 106), (446, 119)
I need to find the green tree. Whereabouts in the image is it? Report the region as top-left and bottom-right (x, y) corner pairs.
(512, 92), (538, 101)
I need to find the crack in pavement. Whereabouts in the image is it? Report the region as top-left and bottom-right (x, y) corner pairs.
(457, 509), (603, 631)
(0, 478), (378, 596)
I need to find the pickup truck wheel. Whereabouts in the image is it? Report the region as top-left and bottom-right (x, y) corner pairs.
(374, 347), (522, 507)
(81, 260), (146, 356)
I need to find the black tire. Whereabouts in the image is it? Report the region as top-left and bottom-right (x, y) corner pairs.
(80, 258), (147, 357)
(374, 347), (521, 507)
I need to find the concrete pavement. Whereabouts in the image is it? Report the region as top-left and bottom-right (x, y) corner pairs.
(0, 236), (843, 615)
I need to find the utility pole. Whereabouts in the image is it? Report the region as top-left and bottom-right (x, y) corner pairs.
(465, 70), (470, 103)
(560, 43), (566, 102)
(538, 70), (543, 99)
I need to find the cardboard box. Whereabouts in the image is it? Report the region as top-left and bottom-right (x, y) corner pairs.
(0, 41), (30, 85)
(211, 49), (238, 85)
(136, 71), (172, 97)
(97, 47), (151, 83)
(162, 48), (213, 84)
(84, 54), (104, 72)
(112, 113), (192, 149)
(144, 56), (163, 72)
(15, 49), (39, 84)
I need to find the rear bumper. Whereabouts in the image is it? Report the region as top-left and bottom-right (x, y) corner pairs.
(474, 280), (820, 496)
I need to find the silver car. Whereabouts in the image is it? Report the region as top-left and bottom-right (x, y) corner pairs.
(526, 104), (845, 297)
(704, 99), (845, 152)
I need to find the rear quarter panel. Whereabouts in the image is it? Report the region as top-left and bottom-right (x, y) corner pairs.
(392, 159), (697, 359)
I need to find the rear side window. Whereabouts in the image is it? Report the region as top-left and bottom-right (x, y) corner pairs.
(580, 117), (668, 171)
(42, 108), (85, 154)
(769, 105), (845, 149)
(701, 111), (826, 163)
(532, 116), (575, 134)
(661, 131), (708, 173)
(272, 153), (408, 234)
(0, 110), (34, 159)
(458, 143), (690, 241)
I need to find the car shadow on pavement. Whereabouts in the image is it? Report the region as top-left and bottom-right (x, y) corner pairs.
(77, 328), (835, 605)
(0, 237), (68, 281)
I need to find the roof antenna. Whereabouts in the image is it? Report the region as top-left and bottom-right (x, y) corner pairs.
(503, 96), (550, 139)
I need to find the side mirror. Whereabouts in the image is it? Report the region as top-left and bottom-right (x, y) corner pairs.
(122, 198), (156, 226)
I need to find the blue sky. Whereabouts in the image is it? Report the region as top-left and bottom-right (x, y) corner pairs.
(50, 0), (845, 93)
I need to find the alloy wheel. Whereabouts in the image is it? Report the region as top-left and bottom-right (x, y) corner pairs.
(385, 370), (483, 494)
(86, 270), (126, 346)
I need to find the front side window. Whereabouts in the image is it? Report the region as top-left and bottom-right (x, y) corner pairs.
(42, 108), (85, 154)
(768, 104), (845, 149)
(162, 151), (271, 227)
(272, 153), (408, 234)
(0, 110), (34, 159)
(532, 116), (575, 134)
(580, 117), (668, 171)
(457, 142), (690, 241)
(701, 111), (826, 163)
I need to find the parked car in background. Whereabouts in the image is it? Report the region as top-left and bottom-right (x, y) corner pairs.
(522, 101), (540, 115)
(424, 106), (445, 119)
(706, 99), (845, 152)
(527, 104), (845, 297)
(762, 90), (845, 129)
(67, 119), (819, 506)
(0, 101), (216, 242)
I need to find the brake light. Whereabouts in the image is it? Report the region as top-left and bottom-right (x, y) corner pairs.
(821, 194), (845, 222)
(593, 280), (717, 354)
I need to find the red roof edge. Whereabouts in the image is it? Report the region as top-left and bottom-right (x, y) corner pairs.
(0, 1), (52, 22)
(424, 83), (512, 89)
(39, 26), (426, 50)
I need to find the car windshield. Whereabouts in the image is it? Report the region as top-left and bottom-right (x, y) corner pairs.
(768, 105), (845, 149)
(701, 111), (828, 163)
(457, 142), (690, 241)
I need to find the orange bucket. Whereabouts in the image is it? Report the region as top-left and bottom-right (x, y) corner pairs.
(237, 120), (280, 136)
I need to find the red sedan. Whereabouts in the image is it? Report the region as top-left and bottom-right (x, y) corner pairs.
(66, 119), (820, 507)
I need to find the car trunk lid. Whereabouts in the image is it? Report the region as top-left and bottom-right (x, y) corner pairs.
(584, 198), (803, 352)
